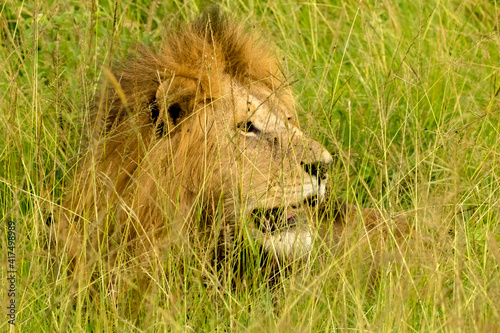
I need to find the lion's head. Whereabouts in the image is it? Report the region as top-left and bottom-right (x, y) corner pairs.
(58, 9), (332, 271)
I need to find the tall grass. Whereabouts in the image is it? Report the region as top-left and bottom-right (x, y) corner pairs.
(1, 0), (499, 331)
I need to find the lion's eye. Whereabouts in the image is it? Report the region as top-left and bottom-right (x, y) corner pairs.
(238, 121), (261, 136)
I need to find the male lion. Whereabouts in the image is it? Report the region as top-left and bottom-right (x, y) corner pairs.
(54, 9), (404, 295)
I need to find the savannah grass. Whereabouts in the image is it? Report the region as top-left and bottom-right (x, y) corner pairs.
(1, 0), (499, 331)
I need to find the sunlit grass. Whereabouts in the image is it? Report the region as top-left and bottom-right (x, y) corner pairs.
(1, 0), (499, 331)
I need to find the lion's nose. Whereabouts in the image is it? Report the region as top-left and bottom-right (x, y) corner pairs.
(301, 161), (330, 181)
(301, 145), (333, 182)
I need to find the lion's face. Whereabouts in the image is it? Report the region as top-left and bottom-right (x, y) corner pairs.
(160, 78), (333, 259)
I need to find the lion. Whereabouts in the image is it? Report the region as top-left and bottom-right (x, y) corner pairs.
(53, 8), (411, 298)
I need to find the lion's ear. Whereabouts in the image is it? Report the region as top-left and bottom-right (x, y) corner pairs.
(154, 77), (197, 135)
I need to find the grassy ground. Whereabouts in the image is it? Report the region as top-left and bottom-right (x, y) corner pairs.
(1, 0), (500, 331)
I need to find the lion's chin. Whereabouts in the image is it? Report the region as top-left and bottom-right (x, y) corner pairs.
(259, 227), (313, 262)
(249, 207), (313, 261)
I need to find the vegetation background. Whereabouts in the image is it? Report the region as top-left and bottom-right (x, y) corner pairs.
(1, 0), (499, 331)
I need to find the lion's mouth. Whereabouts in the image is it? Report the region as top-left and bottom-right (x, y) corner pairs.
(251, 193), (324, 233)
(250, 193), (323, 234)
(250, 207), (300, 234)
